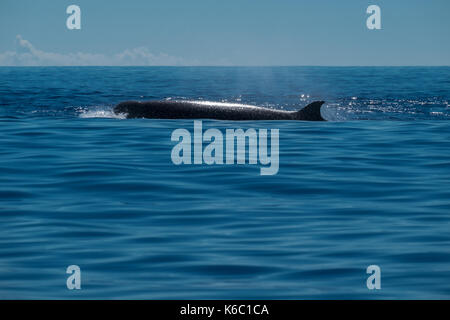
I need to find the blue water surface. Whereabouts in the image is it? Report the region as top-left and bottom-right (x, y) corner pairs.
(0, 67), (449, 299)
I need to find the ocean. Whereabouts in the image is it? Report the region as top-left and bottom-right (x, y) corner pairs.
(0, 66), (449, 299)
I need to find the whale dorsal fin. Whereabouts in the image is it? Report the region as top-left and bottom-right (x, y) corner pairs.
(296, 101), (325, 121)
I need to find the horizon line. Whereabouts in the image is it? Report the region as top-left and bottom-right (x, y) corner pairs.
(1, 65), (449, 68)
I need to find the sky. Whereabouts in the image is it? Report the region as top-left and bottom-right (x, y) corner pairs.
(0, 0), (449, 66)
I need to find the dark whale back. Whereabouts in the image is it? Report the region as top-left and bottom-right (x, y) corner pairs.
(114, 100), (325, 121)
(294, 101), (326, 121)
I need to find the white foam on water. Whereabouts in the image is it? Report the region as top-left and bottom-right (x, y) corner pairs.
(78, 107), (127, 119)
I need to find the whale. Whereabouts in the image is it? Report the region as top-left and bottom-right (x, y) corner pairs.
(113, 100), (326, 121)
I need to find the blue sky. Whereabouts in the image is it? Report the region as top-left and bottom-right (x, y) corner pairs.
(0, 0), (449, 66)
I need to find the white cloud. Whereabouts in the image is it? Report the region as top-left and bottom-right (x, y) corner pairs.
(0, 35), (198, 66)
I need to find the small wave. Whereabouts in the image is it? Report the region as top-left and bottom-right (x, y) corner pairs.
(78, 107), (126, 119)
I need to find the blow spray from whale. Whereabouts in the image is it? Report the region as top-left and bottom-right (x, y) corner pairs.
(113, 100), (326, 121)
